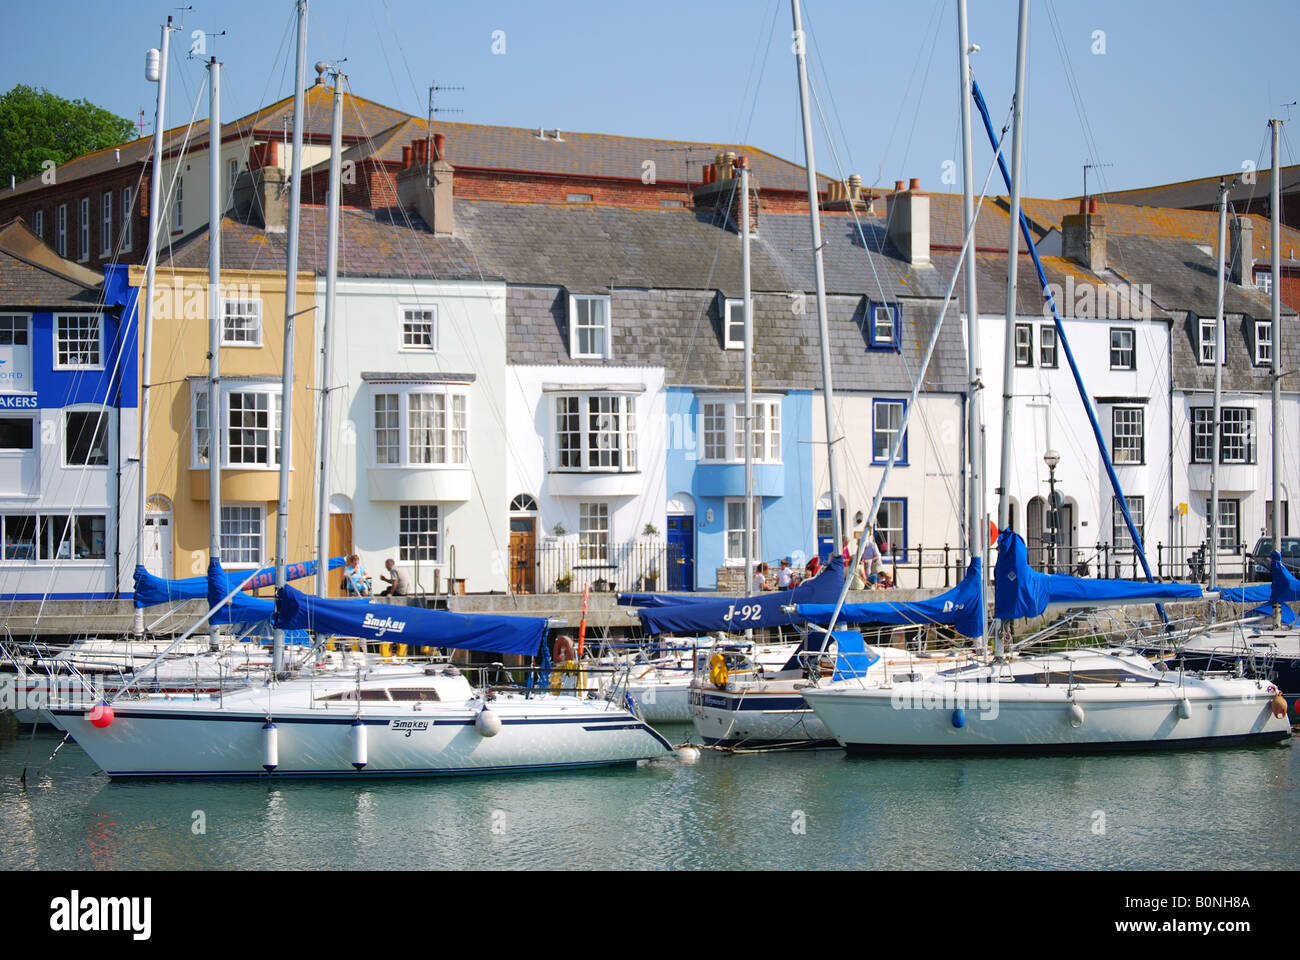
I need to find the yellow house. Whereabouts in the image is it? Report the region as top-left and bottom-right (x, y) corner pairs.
(130, 251), (321, 595)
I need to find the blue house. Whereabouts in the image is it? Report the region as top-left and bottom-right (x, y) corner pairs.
(0, 219), (138, 600)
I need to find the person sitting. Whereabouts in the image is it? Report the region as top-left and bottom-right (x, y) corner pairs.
(877, 569), (895, 589)
(776, 558), (793, 589)
(379, 558), (408, 597)
(752, 562), (769, 592)
(344, 554), (373, 595)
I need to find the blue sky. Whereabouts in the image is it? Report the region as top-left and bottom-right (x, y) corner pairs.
(3, 0), (1297, 199)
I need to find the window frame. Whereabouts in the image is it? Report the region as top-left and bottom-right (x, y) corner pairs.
(63, 408), (110, 467)
(221, 298), (263, 347)
(697, 394), (782, 466)
(1220, 407), (1256, 464)
(1190, 407), (1214, 464)
(1198, 317), (1217, 365)
(1111, 495), (1146, 552)
(0, 512), (108, 564)
(568, 294), (612, 360)
(723, 497), (762, 567)
(220, 503), (264, 568)
(173, 175), (183, 232)
(1254, 319), (1273, 366)
(100, 191), (113, 257)
(871, 398), (909, 466)
(33, 209), (43, 241)
(398, 504), (440, 563)
(1204, 497), (1241, 553)
(0, 314), (33, 392)
(53, 314), (104, 371)
(56, 203), (67, 258)
(578, 501), (611, 566)
(1109, 326), (1136, 371)
(120, 187), (133, 252)
(191, 381), (284, 470)
(550, 391), (639, 473)
(77, 197), (90, 262)
(875, 498), (908, 564)
(1014, 323), (1033, 367)
(1110, 406), (1145, 465)
(1039, 324), (1058, 368)
(399, 304), (438, 352)
(867, 303), (901, 351)
(368, 383), (471, 469)
(723, 298), (745, 350)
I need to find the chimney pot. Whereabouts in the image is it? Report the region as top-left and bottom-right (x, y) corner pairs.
(894, 180), (906, 192)
(401, 145), (412, 169)
(1088, 197), (1098, 215)
(736, 155), (748, 170)
(909, 177), (921, 191)
(1078, 198), (1088, 214)
(433, 132), (446, 162)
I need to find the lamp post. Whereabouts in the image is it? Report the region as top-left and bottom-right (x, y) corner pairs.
(1043, 449), (1061, 574)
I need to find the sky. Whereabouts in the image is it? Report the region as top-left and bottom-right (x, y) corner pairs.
(2, 0), (1297, 200)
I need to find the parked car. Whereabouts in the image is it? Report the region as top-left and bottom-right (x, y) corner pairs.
(1247, 537), (1300, 581)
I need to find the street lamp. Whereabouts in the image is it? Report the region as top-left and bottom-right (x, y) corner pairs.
(1043, 449), (1061, 574)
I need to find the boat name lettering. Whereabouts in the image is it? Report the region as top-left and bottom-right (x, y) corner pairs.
(722, 603), (763, 624)
(390, 719), (428, 737)
(363, 613), (407, 636)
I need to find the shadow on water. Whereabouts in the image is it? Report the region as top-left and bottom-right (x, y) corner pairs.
(2, 728), (1297, 870)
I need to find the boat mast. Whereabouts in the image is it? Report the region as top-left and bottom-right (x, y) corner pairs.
(1270, 118), (1283, 628)
(995, 0), (1029, 656)
(317, 67), (343, 600)
(739, 157), (755, 593)
(957, 0), (986, 646)
(272, 0), (308, 674)
(132, 17), (173, 639)
(791, 0), (843, 558)
(1210, 180), (1228, 593)
(206, 54), (222, 652)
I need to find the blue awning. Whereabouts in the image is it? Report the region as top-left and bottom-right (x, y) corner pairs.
(272, 584), (548, 657)
(625, 556), (847, 634)
(994, 530), (1202, 620)
(133, 557), (344, 608)
(798, 558), (984, 639)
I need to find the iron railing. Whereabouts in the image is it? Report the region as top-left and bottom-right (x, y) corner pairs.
(512, 539), (683, 595)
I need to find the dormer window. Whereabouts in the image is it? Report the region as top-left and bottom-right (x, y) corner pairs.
(1255, 319), (1273, 366)
(568, 294), (611, 359)
(1198, 317), (1217, 365)
(723, 298), (745, 350)
(868, 303), (900, 350)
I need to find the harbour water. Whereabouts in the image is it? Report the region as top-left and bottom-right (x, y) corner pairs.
(3, 723), (1298, 870)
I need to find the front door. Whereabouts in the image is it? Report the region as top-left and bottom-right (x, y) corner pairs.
(667, 514), (694, 591)
(328, 513), (353, 597)
(817, 509), (835, 563)
(142, 512), (172, 577)
(510, 517), (536, 594)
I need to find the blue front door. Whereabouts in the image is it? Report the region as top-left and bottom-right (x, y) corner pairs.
(817, 509), (835, 563)
(667, 515), (694, 591)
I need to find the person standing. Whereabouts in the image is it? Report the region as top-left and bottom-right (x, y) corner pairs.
(861, 530), (882, 586)
(776, 558), (793, 589)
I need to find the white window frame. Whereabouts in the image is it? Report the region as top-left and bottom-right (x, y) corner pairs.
(220, 504), (264, 568)
(1112, 496), (1145, 552)
(578, 502), (611, 566)
(78, 197), (90, 262)
(221, 298), (263, 346)
(1190, 407), (1214, 464)
(723, 298), (745, 350)
(698, 394), (782, 466)
(568, 294), (611, 359)
(398, 504), (440, 563)
(1014, 323), (1033, 366)
(869, 304), (898, 350)
(875, 499), (907, 563)
(1198, 317), (1217, 365)
(1111, 406), (1144, 464)
(53, 314), (104, 370)
(1254, 319), (1273, 366)
(723, 498), (762, 566)
(1109, 326), (1135, 371)
(63, 406), (110, 468)
(369, 383), (470, 469)
(120, 187), (133, 251)
(227, 157), (239, 201)
(33, 209), (43, 241)
(56, 204), (67, 257)
(191, 381), (283, 470)
(400, 304), (438, 351)
(100, 191), (112, 257)
(173, 176), (183, 231)
(1220, 407), (1255, 464)
(1039, 325), (1058, 368)
(551, 392), (638, 473)
(1256, 270), (1273, 294)
(872, 399), (907, 465)
(1205, 497), (1240, 552)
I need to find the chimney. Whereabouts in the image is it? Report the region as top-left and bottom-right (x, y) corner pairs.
(1062, 197), (1107, 272)
(397, 132), (454, 236)
(693, 151), (757, 233)
(401, 144), (412, 169)
(1229, 214), (1253, 285)
(885, 177), (930, 266)
(232, 163), (288, 232)
(824, 173), (873, 213)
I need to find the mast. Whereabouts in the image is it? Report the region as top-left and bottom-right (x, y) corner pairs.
(957, 0), (986, 646)
(995, 0), (1029, 655)
(740, 157), (754, 593)
(1210, 181), (1228, 592)
(1270, 118), (1283, 628)
(791, 0), (843, 557)
(317, 67), (343, 599)
(272, 0), (308, 674)
(206, 55), (222, 652)
(132, 17), (173, 639)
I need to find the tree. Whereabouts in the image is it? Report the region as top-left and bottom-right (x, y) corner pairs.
(0, 85), (135, 185)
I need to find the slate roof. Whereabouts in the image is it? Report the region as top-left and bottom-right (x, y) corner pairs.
(1087, 165), (1300, 211)
(0, 247), (102, 309)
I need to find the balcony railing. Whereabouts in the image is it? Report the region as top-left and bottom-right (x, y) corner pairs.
(512, 539), (683, 595)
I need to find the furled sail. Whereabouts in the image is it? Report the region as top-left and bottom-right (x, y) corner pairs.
(133, 556), (344, 608)
(994, 530), (1202, 620)
(798, 559), (984, 638)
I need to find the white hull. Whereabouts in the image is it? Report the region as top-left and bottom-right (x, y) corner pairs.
(45, 666), (672, 778)
(802, 652), (1292, 754)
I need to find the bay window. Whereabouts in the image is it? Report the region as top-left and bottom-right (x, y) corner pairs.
(698, 394), (781, 465)
(369, 382), (470, 468)
(551, 392), (638, 472)
(191, 381), (283, 469)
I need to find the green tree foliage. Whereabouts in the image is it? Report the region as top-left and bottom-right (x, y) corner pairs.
(0, 85), (135, 185)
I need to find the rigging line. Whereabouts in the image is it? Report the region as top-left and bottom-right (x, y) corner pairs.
(734, 0), (782, 143)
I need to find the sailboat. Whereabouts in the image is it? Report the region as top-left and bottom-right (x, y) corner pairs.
(801, 0), (1291, 754)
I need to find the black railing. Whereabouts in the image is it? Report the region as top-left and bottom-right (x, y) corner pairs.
(512, 539), (682, 595)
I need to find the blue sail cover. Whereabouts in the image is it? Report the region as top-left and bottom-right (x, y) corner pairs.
(798, 558), (985, 639)
(207, 558), (277, 626)
(272, 583), (548, 657)
(1221, 553), (1300, 620)
(133, 557), (344, 608)
(631, 556), (847, 634)
(994, 530), (1203, 620)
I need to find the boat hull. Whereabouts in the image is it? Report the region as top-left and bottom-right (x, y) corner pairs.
(690, 685), (835, 749)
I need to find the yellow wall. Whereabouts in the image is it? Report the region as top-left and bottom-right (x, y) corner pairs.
(129, 265), (322, 594)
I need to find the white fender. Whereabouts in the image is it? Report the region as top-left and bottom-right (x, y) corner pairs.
(262, 721), (279, 772)
(475, 708), (502, 737)
(351, 719), (368, 770)
(1067, 701), (1085, 728)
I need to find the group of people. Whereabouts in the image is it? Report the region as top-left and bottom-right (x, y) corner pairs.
(750, 531), (894, 592)
(343, 555), (409, 597)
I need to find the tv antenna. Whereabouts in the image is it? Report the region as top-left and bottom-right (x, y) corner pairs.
(426, 82), (464, 187)
(1082, 160), (1113, 207)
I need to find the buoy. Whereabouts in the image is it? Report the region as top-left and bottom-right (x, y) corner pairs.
(951, 707), (966, 728)
(1067, 701), (1085, 728)
(475, 708), (501, 737)
(675, 744), (700, 764)
(1293, 698), (1300, 715)
(1270, 694), (1288, 719)
(88, 702), (114, 729)
(1177, 696), (1192, 720)
(262, 721), (279, 772)
(350, 719), (367, 770)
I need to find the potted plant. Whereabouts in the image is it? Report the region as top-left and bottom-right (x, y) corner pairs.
(643, 566), (660, 591)
(642, 522), (660, 537)
(555, 572), (572, 593)
(553, 522), (567, 537)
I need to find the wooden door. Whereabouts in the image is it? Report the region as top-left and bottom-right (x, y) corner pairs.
(509, 517), (536, 594)
(328, 513), (353, 597)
